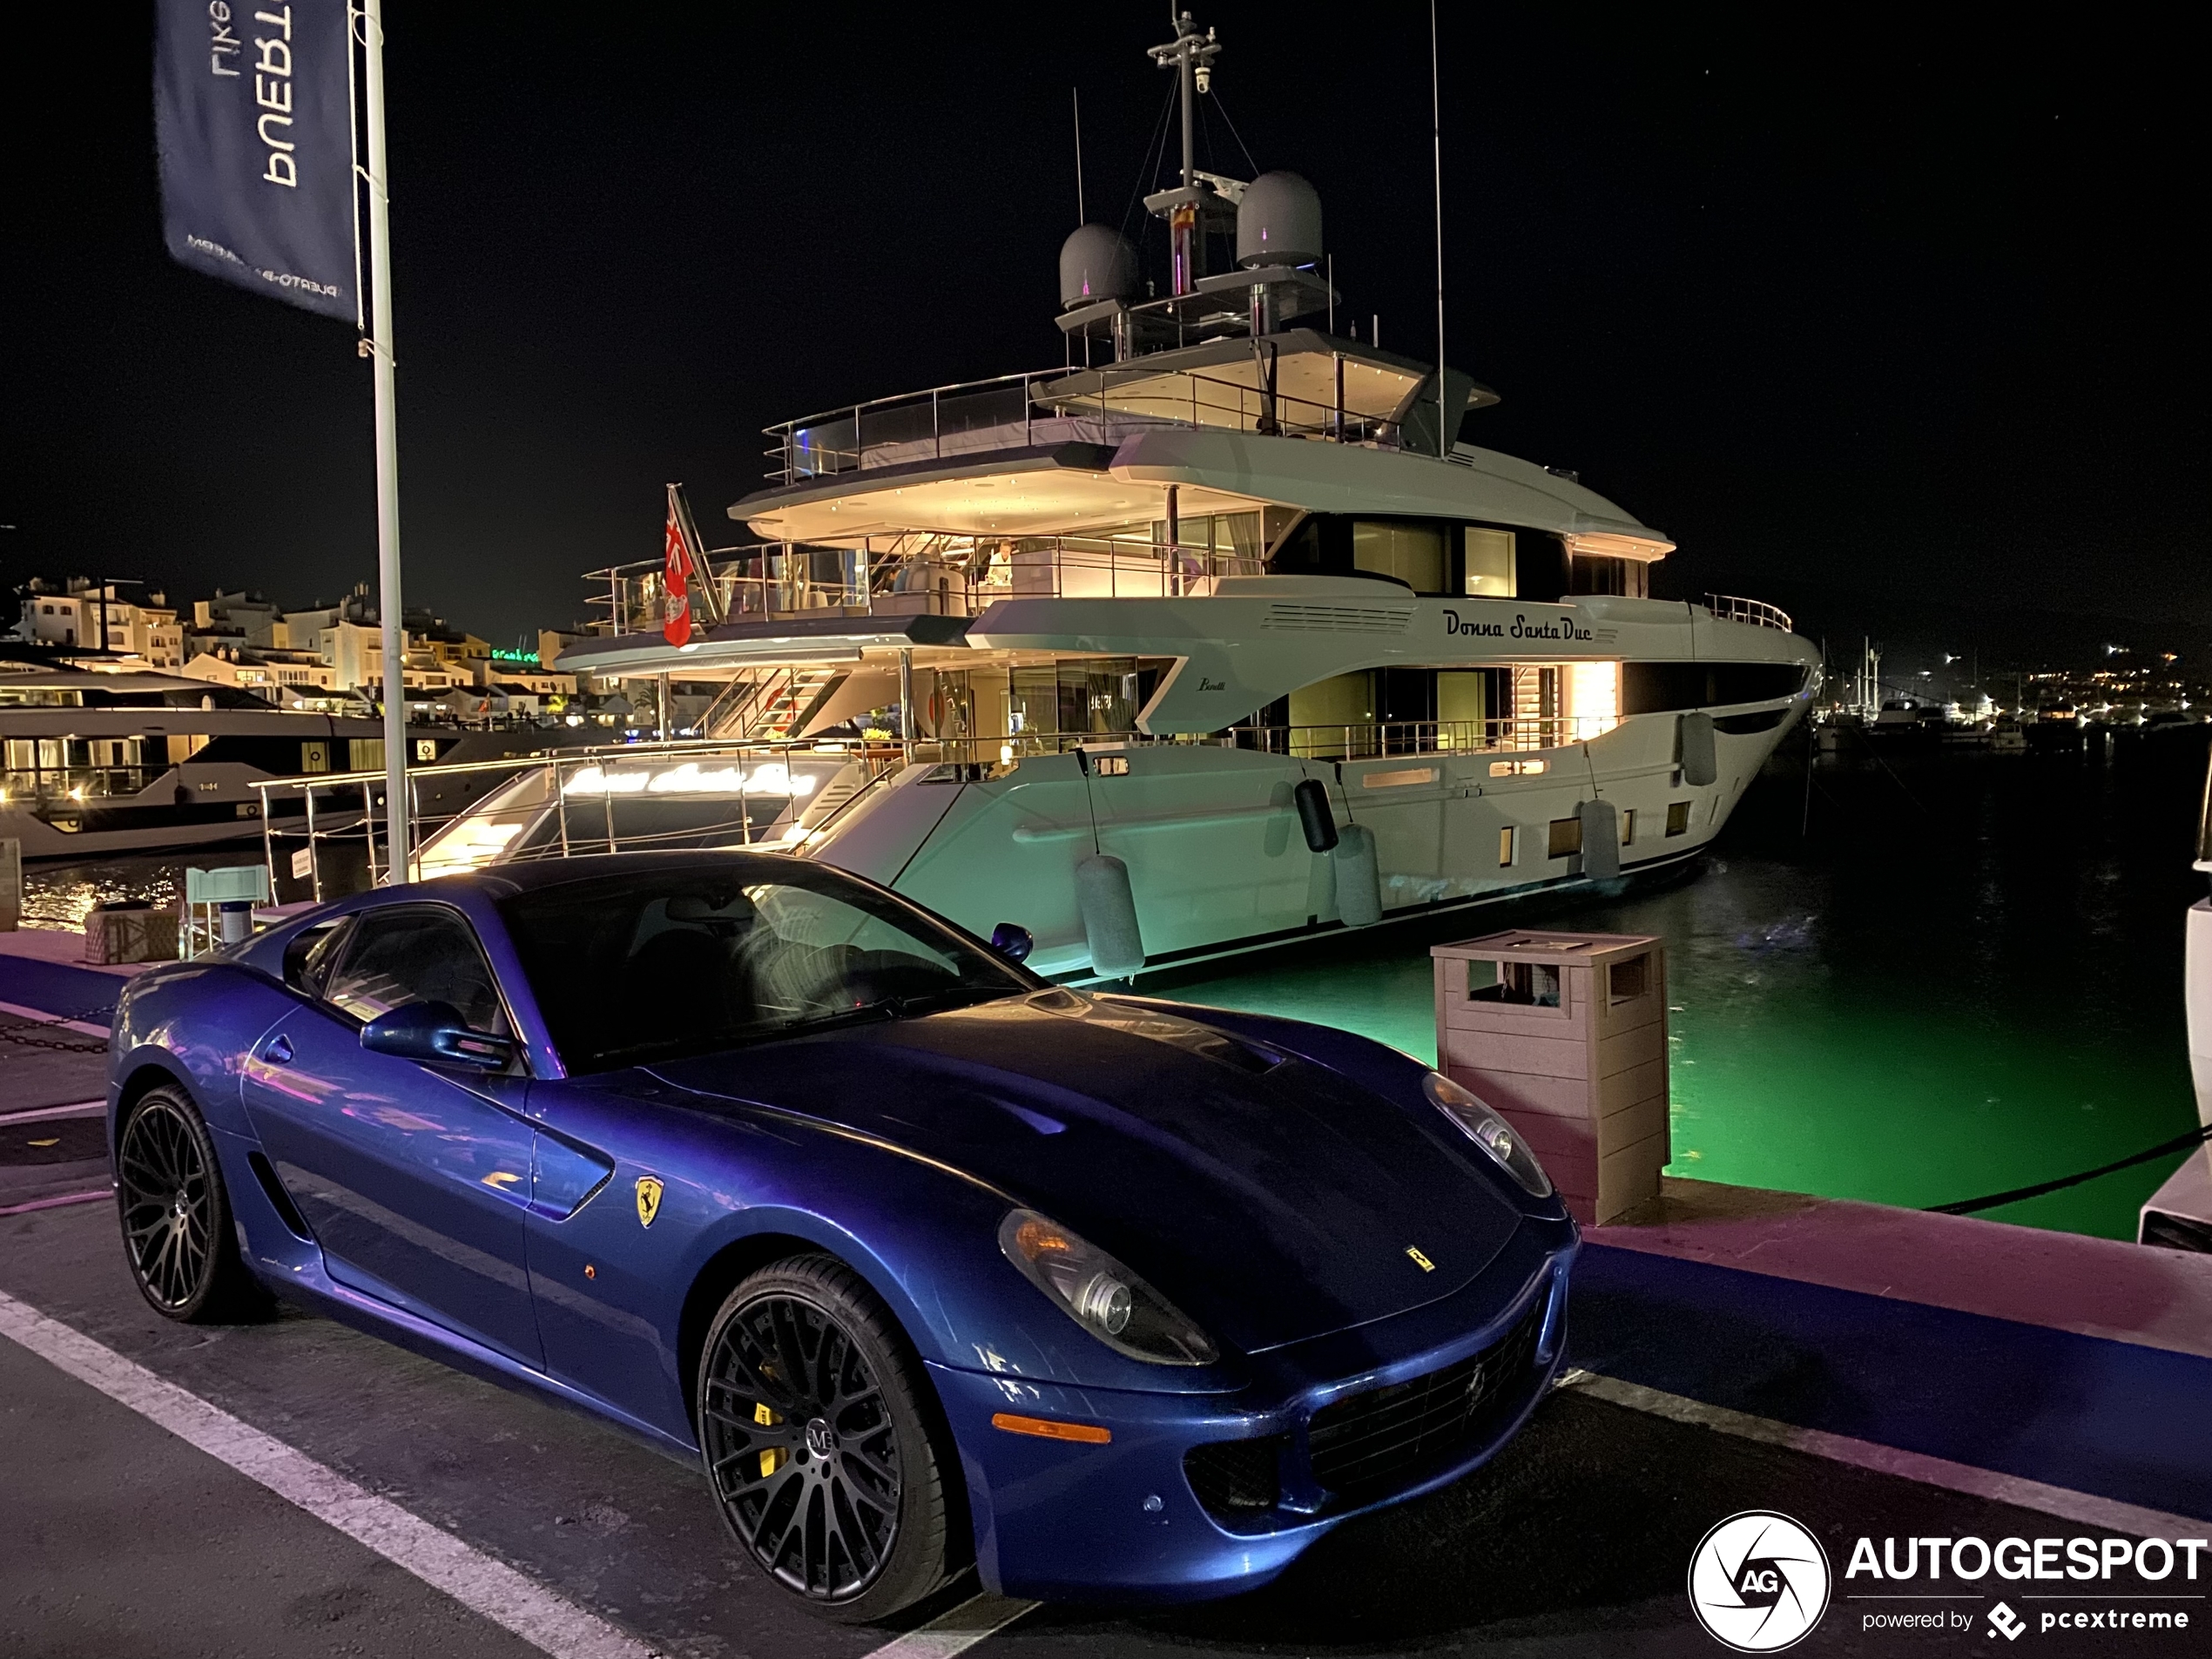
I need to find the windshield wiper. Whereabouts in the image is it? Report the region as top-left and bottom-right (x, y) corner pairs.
(890, 985), (1021, 1017)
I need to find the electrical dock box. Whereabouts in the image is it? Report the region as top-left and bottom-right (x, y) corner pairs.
(1431, 930), (1669, 1226)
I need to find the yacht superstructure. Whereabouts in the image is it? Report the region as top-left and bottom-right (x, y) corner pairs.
(550, 13), (1819, 977)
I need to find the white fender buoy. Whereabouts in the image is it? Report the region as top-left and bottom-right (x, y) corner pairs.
(1578, 799), (1621, 880)
(1075, 853), (1144, 978)
(1679, 711), (1717, 786)
(1332, 825), (1382, 927)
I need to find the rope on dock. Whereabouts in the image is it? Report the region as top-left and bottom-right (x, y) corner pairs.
(1930, 1120), (2212, 1215)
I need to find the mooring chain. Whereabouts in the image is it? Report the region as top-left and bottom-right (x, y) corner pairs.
(0, 1008), (114, 1055)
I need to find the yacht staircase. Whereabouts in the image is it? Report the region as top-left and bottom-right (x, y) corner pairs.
(703, 664), (847, 740)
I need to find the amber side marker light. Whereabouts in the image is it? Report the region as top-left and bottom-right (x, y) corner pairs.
(991, 1412), (1112, 1445)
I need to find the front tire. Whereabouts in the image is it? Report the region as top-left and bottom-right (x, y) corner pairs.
(114, 1086), (270, 1323)
(696, 1253), (967, 1622)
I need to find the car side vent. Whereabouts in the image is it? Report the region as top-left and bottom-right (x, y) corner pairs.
(1184, 1435), (1285, 1519)
(247, 1150), (314, 1242)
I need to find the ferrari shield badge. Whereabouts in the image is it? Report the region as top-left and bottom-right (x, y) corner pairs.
(635, 1176), (664, 1228)
(1405, 1245), (1436, 1272)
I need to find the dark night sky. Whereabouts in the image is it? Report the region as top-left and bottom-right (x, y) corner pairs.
(3, 6), (2202, 667)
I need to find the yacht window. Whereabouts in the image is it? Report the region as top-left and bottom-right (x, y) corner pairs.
(1463, 529), (1515, 597)
(1621, 808), (1636, 846)
(1436, 669), (1493, 746)
(1548, 816), (1582, 859)
(1498, 825), (1515, 866)
(1666, 800), (1691, 836)
(1569, 555), (1630, 597)
(1623, 661), (1808, 714)
(1287, 671), (1373, 757)
(1352, 521), (1446, 593)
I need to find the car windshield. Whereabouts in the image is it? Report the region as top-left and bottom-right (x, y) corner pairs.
(497, 860), (1035, 1073)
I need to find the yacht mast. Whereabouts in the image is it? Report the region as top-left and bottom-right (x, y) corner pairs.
(1149, 10), (1220, 296)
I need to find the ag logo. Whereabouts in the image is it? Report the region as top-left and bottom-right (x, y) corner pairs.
(1687, 1510), (1831, 1651)
(635, 1176), (664, 1228)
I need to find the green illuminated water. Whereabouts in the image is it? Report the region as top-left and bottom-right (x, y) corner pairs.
(1156, 733), (2209, 1240)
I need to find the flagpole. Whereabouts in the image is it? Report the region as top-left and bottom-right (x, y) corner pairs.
(360, 0), (409, 878)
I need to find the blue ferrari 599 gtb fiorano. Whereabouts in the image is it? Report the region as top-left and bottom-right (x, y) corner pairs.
(106, 851), (1576, 1620)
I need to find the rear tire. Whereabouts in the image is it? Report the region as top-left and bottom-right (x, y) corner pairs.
(114, 1086), (271, 1324)
(696, 1252), (968, 1622)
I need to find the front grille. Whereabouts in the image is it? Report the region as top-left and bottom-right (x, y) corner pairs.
(1184, 1434), (1285, 1520)
(1306, 1297), (1545, 1503)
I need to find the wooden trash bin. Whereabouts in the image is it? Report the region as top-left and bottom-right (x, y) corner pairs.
(1431, 930), (1669, 1225)
(84, 902), (181, 965)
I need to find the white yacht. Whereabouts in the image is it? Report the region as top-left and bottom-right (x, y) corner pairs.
(546, 15), (1817, 979)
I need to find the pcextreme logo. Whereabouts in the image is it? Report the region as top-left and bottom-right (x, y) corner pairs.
(1688, 1510), (1832, 1652)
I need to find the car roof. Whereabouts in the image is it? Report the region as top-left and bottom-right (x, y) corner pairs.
(456, 848), (810, 900)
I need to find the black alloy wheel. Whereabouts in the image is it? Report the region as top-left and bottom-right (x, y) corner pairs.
(698, 1254), (964, 1621)
(115, 1086), (268, 1323)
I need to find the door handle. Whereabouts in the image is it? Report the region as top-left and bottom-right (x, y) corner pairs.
(263, 1034), (294, 1065)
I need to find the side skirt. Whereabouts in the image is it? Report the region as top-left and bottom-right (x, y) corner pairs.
(265, 1259), (701, 1470)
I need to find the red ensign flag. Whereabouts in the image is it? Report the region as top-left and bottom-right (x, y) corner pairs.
(662, 502), (694, 647)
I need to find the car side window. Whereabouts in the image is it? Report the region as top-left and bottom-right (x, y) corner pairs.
(322, 907), (512, 1037)
(286, 917), (353, 996)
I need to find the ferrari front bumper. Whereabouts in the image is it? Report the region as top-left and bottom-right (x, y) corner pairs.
(930, 1216), (1576, 1603)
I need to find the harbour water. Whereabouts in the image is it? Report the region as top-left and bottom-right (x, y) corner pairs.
(1161, 729), (2211, 1242)
(16, 731), (2205, 1243)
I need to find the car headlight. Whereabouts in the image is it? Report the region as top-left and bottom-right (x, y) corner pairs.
(1423, 1071), (1554, 1198)
(998, 1210), (1217, 1366)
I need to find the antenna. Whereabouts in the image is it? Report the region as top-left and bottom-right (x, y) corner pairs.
(1072, 87), (1086, 226)
(1430, 0), (1447, 459)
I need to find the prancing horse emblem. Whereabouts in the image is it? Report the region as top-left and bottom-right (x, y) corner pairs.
(635, 1176), (664, 1228)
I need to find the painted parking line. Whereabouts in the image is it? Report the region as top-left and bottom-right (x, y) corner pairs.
(0, 1099), (105, 1124)
(1555, 1369), (2209, 1536)
(0, 1190), (110, 1218)
(0, 1286), (659, 1659)
(861, 1595), (1036, 1659)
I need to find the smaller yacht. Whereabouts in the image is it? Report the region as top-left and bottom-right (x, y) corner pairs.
(0, 657), (463, 860)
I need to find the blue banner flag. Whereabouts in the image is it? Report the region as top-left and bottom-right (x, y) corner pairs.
(154, 1), (358, 320)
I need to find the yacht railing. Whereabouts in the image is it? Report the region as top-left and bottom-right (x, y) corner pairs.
(1705, 593), (1794, 632)
(761, 365), (1399, 486)
(250, 738), (900, 903)
(584, 534), (1268, 638)
(1226, 716), (1616, 761)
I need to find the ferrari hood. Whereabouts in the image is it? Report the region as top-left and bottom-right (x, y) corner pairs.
(647, 993), (1523, 1354)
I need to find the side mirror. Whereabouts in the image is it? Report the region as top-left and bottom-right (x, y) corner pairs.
(361, 1000), (516, 1071)
(988, 922), (1034, 964)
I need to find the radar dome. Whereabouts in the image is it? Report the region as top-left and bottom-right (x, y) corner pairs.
(1237, 172), (1323, 268)
(1059, 224), (1139, 310)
